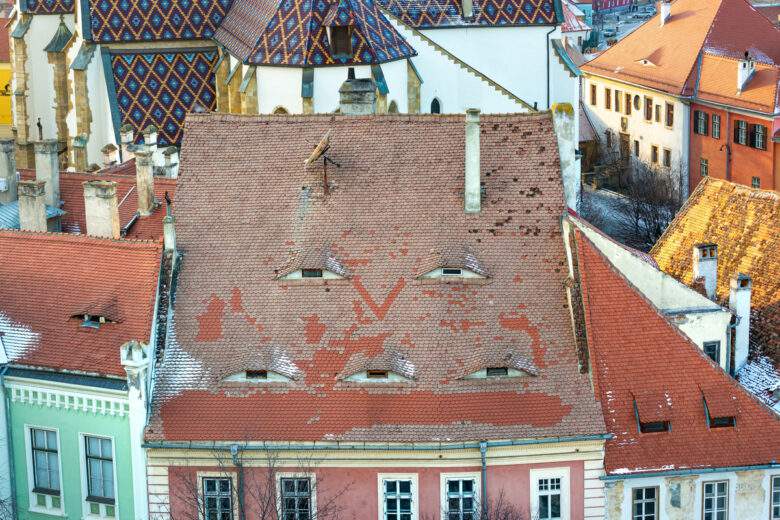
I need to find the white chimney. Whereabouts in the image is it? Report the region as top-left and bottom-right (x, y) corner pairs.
(659, 0), (671, 26)
(465, 108), (481, 213)
(34, 140), (60, 208)
(17, 180), (48, 232)
(134, 149), (155, 217)
(83, 180), (120, 239)
(162, 146), (179, 179)
(729, 273), (751, 372)
(339, 68), (376, 115)
(692, 243), (718, 301)
(737, 51), (755, 93)
(551, 103), (578, 209)
(120, 124), (135, 162)
(0, 139), (17, 204)
(143, 125), (158, 155)
(102, 143), (118, 168)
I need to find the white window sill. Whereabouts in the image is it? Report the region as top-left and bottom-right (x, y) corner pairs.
(28, 506), (66, 517)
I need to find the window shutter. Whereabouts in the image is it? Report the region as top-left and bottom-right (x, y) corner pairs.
(749, 125), (756, 147)
(734, 124), (740, 143)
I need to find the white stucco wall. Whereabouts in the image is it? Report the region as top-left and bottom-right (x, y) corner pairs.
(582, 75), (690, 198)
(605, 470), (779, 520)
(23, 15), (76, 141)
(257, 66), (303, 114)
(311, 65), (370, 113)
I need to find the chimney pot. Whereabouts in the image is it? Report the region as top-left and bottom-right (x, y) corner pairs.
(659, 0), (671, 26)
(339, 75), (376, 115)
(729, 273), (752, 372)
(464, 108), (481, 213)
(737, 51), (755, 92)
(17, 180), (48, 232)
(83, 180), (120, 239)
(120, 124), (136, 161)
(692, 243), (718, 301)
(0, 139), (17, 204)
(134, 149), (155, 216)
(101, 143), (118, 168)
(34, 140), (60, 208)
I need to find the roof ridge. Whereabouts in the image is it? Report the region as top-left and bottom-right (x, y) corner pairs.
(184, 112), (552, 124)
(0, 228), (163, 248)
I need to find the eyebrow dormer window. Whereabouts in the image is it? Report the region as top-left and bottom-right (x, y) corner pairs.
(223, 370), (291, 383)
(277, 268), (345, 281)
(367, 370), (389, 379)
(464, 367), (529, 379)
(419, 267), (485, 280)
(329, 26), (352, 57)
(301, 269), (323, 278)
(486, 367), (509, 377)
(442, 268), (463, 276)
(81, 315), (112, 329)
(245, 370), (268, 380)
(344, 370), (410, 383)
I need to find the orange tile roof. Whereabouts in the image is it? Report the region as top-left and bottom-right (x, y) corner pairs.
(0, 231), (162, 378)
(582, 0), (780, 96)
(651, 178), (780, 355)
(696, 54), (779, 113)
(578, 232), (780, 476)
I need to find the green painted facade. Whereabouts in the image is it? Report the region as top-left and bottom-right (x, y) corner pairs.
(5, 376), (136, 520)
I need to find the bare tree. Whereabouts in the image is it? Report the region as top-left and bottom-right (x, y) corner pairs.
(420, 489), (530, 520)
(166, 446), (351, 520)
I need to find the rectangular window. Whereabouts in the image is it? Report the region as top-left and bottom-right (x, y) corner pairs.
(734, 120), (748, 145)
(712, 114), (721, 139)
(751, 124), (767, 150)
(281, 478), (311, 520)
(752, 177), (760, 189)
(771, 475), (780, 519)
(537, 478), (561, 520)
(665, 102), (674, 127)
(663, 149), (671, 168)
(633, 140), (639, 157)
(383, 479), (413, 520)
(442, 268), (463, 276)
(700, 158), (708, 177)
(632, 487), (658, 520)
(85, 436), (114, 503)
(703, 341), (720, 364)
(605, 88), (612, 110)
(651, 145), (659, 164)
(31, 429), (60, 495)
(702, 481), (728, 520)
(615, 90), (621, 113)
(301, 269), (323, 278)
(203, 478), (233, 520)
(694, 111), (709, 135)
(639, 420), (669, 433)
(654, 104), (661, 123)
(590, 84), (597, 106)
(367, 370), (389, 379)
(444, 478), (476, 520)
(644, 97), (653, 121)
(486, 367), (509, 377)
(625, 93), (632, 115)
(330, 26), (352, 56)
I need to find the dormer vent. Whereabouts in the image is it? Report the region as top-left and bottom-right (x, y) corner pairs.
(737, 51), (756, 93)
(692, 243), (717, 301)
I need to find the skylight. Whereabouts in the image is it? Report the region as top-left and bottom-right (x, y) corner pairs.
(418, 267), (485, 280)
(464, 367), (529, 379)
(344, 370), (410, 383)
(222, 370), (291, 383)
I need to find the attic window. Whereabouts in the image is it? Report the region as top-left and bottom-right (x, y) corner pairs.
(464, 366), (530, 379)
(710, 416), (735, 428)
(639, 420), (670, 433)
(223, 370), (291, 383)
(419, 267), (485, 280)
(701, 385), (737, 429)
(366, 370), (389, 379)
(486, 367), (509, 377)
(442, 268), (462, 276)
(302, 269), (323, 278)
(329, 26), (352, 57)
(633, 393), (672, 434)
(245, 370), (268, 380)
(278, 268), (345, 280)
(81, 314), (111, 329)
(344, 370), (410, 382)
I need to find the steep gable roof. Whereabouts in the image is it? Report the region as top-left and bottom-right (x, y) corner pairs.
(0, 232), (162, 378)
(582, 0), (780, 96)
(577, 233), (780, 476)
(147, 112), (606, 443)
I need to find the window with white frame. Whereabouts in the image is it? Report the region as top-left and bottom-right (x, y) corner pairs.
(443, 477), (477, 520)
(771, 475), (780, 520)
(85, 436), (114, 503)
(280, 477), (312, 520)
(702, 480), (728, 520)
(631, 487), (658, 520)
(203, 477), (233, 520)
(381, 476), (416, 520)
(530, 468), (569, 520)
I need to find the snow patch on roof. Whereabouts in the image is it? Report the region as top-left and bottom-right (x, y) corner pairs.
(0, 311), (39, 363)
(737, 355), (779, 413)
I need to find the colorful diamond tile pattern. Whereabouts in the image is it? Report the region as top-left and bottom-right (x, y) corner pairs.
(109, 50), (218, 146)
(378, 0), (556, 27)
(24, 0), (74, 14)
(249, 0), (415, 66)
(89, 0), (233, 42)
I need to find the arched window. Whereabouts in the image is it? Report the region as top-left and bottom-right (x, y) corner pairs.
(273, 106), (289, 114)
(388, 100), (399, 113)
(430, 98), (441, 114)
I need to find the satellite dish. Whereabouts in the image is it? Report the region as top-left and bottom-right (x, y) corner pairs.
(304, 130), (331, 166)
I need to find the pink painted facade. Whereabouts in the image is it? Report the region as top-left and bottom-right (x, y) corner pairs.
(166, 460), (587, 520)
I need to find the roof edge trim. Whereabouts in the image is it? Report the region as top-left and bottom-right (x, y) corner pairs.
(602, 463), (780, 481)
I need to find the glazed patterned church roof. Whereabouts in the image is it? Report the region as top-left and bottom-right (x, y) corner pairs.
(106, 49), (218, 145)
(22, 0), (74, 14)
(88, 0), (232, 42)
(216, 0), (415, 66)
(377, 0), (558, 27)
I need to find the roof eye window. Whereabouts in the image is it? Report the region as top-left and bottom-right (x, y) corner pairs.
(344, 370), (410, 382)
(301, 269), (324, 278)
(442, 268), (463, 276)
(222, 370), (291, 383)
(709, 416), (735, 428)
(486, 367), (509, 377)
(245, 370), (268, 380)
(80, 314), (111, 329)
(366, 370), (389, 379)
(464, 366), (531, 379)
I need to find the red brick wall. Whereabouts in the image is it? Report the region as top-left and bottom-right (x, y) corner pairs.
(688, 103), (776, 193)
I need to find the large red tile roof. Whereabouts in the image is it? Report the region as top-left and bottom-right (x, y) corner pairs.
(0, 231), (162, 378)
(147, 112), (606, 443)
(576, 231), (780, 475)
(696, 54), (779, 113)
(582, 0), (780, 100)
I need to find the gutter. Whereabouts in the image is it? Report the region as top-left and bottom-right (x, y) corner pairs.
(0, 366), (18, 520)
(601, 463), (780, 481)
(144, 434), (612, 452)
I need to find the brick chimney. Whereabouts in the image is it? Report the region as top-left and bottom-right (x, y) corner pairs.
(737, 51), (755, 93)
(339, 68), (376, 115)
(102, 143), (118, 168)
(692, 243), (717, 300)
(134, 149), (154, 216)
(0, 139), (17, 204)
(34, 140), (60, 208)
(83, 180), (120, 239)
(464, 108), (481, 213)
(729, 273), (751, 372)
(120, 124), (135, 162)
(659, 0), (671, 26)
(17, 180), (48, 232)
